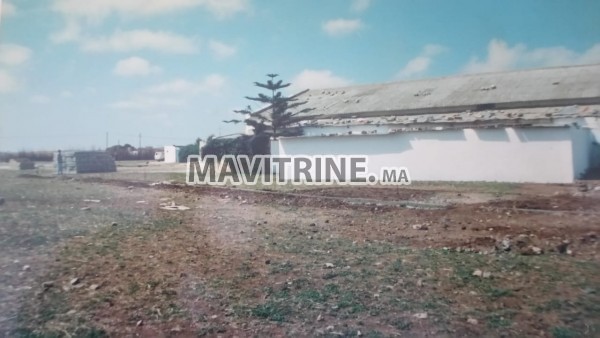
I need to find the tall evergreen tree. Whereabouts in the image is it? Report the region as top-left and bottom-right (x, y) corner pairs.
(224, 74), (312, 138)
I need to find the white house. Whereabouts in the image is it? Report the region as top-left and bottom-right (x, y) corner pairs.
(163, 145), (181, 163)
(269, 64), (600, 183)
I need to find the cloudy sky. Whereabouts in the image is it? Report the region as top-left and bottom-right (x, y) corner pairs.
(1, 0), (599, 151)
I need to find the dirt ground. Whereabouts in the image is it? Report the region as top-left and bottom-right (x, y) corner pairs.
(0, 166), (599, 337)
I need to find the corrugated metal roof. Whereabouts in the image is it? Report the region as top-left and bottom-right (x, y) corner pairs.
(299, 104), (600, 130)
(289, 64), (600, 120)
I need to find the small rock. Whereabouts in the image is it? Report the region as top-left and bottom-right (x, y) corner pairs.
(111, 222), (118, 227)
(89, 284), (101, 290)
(482, 271), (492, 278)
(413, 312), (428, 319)
(42, 281), (54, 290)
(497, 237), (511, 251)
(416, 279), (423, 287)
(357, 330), (362, 337)
(309, 223), (316, 227)
(80, 206), (91, 211)
(521, 246), (543, 256)
(70, 278), (80, 285)
(136, 320), (143, 327)
(467, 317), (478, 325)
(22, 265), (30, 271)
(412, 224), (428, 230)
(580, 232), (597, 244)
(265, 259), (271, 265)
(324, 263), (335, 269)
(317, 313), (323, 321)
(472, 269), (483, 277)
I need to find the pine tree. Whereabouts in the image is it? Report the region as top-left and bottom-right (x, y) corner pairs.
(224, 74), (312, 138)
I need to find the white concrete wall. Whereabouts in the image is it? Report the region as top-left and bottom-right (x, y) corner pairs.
(164, 146), (180, 163)
(273, 127), (578, 183)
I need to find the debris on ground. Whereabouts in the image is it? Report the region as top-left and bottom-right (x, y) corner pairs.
(412, 224), (428, 230)
(83, 199), (101, 203)
(520, 246), (543, 255)
(556, 240), (570, 254)
(413, 312), (428, 319)
(41, 281), (53, 291)
(159, 201), (191, 211)
(497, 236), (511, 251)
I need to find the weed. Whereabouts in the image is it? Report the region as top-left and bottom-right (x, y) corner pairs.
(251, 301), (290, 322)
(391, 318), (412, 330)
(551, 326), (579, 338)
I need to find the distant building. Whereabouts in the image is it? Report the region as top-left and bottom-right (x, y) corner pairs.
(53, 151), (116, 174)
(163, 145), (181, 163)
(268, 64), (600, 183)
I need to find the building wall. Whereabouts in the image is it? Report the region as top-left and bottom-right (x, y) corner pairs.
(273, 127), (578, 183)
(164, 146), (180, 163)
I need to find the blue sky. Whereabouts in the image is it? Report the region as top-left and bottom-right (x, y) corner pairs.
(0, 0), (599, 151)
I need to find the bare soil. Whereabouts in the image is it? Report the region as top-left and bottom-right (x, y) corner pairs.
(1, 170), (598, 337)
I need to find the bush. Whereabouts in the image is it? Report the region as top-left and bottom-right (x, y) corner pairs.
(178, 144), (200, 163)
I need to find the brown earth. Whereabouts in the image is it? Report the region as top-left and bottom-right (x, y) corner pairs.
(1, 172), (599, 337)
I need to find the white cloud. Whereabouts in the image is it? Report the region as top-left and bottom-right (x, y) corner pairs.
(110, 96), (186, 110)
(51, 20), (81, 43)
(0, 70), (18, 92)
(146, 74), (227, 95)
(208, 39), (237, 59)
(112, 74), (227, 111)
(291, 69), (352, 92)
(81, 30), (198, 54)
(0, 43), (32, 66)
(113, 56), (161, 77)
(351, 0), (371, 12)
(60, 90), (73, 98)
(1, 1), (16, 17)
(52, 0), (249, 22)
(396, 44), (446, 79)
(464, 39), (600, 74)
(323, 19), (363, 37)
